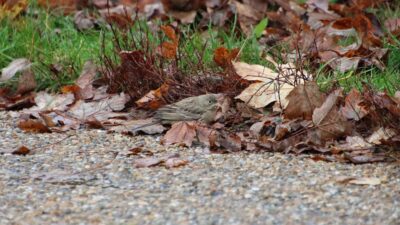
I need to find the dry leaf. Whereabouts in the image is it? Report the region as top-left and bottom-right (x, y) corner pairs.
(159, 25), (179, 59)
(168, 10), (197, 24)
(213, 47), (239, 68)
(234, 61), (294, 109)
(16, 69), (36, 95)
(18, 119), (51, 133)
(110, 118), (166, 135)
(74, 60), (97, 100)
(162, 121), (196, 146)
(284, 82), (326, 120)
(336, 176), (381, 185)
(134, 154), (188, 168)
(0, 58), (31, 82)
(164, 157), (189, 168)
(68, 93), (128, 121)
(340, 88), (369, 121)
(12, 146), (31, 155)
(385, 18), (400, 36)
(196, 125), (217, 147)
(312, 89), (351, 142)
(0, 145), (31, 155)
(0, 0), (27, 19)
(135, 83), (169, 110)
(21, 92), (75, 118)
(366, 127), (397, 145)
(134, 157), (164, 168)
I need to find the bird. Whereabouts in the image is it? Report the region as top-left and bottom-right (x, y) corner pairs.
(155, 93), (221, 124)
(131, 94), (222, 133)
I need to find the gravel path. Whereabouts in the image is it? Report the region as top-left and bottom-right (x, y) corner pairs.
(0, 111), (399, 225)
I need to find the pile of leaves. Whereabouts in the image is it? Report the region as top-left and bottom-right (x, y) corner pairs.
(1, 0), (400, 165)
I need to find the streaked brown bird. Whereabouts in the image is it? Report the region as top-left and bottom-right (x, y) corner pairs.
(155, 93), (221, 124)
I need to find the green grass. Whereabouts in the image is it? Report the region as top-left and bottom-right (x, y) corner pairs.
(0, 2), (399, 95)
(0, 7), (110, 91)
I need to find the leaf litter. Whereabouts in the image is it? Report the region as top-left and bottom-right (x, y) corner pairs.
(2, 0), (400, 166)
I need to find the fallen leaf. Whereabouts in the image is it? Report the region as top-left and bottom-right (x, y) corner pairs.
(233, 61), (294, 109)
(284, 82), (326, 120)
(68, 93), (128, 121)
(126, 147), (144, 156)
(336, 176), (381, 185)
(311, 89), (352, 142)
(366, 127), (397, 145)
(133, 153), (187, 168)
(234, 0), (264, 36)
(164, 157), (189, 168)
(159, 25), (179, 59)
(74, 60), (97, 100)
(135, 83), (170, 110)
(340, 88), (370, 121)
(213, 47), (239, 68)
(216, 132), (242, 152)
(162, 121), (196, 146)
(0, 145), (31, 155)
(40, 111), (81, 131)
(21, 92), (75, 118)
(134, 157), (164, 168)
(0, 58), (31, 82)
(74, 10), (96, 31)
(18, 119), (51, 133)
(37, 0), (77, 14)
(110, 118), (166, 135)
(196, 125), (217, 147)
(0, 0), (27, 19)
(16, 69), (36, 95)
(168, 10), (197, 24)
(385, 18), (400, 36)
(344, 153), (386, 164)
(12, 146), (31, 155)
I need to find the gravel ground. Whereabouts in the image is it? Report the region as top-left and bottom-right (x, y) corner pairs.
(0, 111), (399, 225)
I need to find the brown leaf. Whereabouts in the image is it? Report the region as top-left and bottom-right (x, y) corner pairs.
(0, 145), (31, 155)
(217, 133), (242, 152)
(18, 119), (51, 133)
(164, 157), (188, 168)
(336, 176), (381, 185)
(20, 92), (75, 118)
(233, 61), (294, 109)
(37, 0), (77, 14)
(311, 89), (352, 142)
(110, 118), (166, 135)
(159, 25), (179, 59)
(234, 0), (263, 36)
(135, 83), (170, 110)
(340, 88), (370, 121)
(73, 60), (97, 100)
(366, 127), (397, 145)
(16, 69), (36, 95)
(0, 0), (27, 19)
(134, 153), (188, 168)
(168, 10), (197, 24)
(162, 121), (196, 146)
(385, 18), (400, 36)
(40, 111), (81, 131)
(196, 125), (217, 147)
(213, 47), (239, 68)
(126, 147), (144, 156)
(12, 146), (31, 155)
(68, 93), (128, 121)
(284, 82), (326, 120)
(0, 58), (31, 82)
(134, 157), (164, 168)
